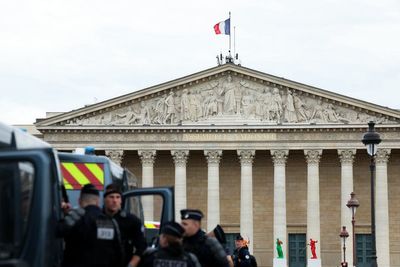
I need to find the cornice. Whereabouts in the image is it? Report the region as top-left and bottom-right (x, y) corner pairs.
(36, 123), (400, 134)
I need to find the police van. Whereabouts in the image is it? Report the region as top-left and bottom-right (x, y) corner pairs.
(0, 122), (174, 267)
(58, 151), (138, 207)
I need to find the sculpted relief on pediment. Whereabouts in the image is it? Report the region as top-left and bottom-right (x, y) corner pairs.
(65, 74), (393, 126)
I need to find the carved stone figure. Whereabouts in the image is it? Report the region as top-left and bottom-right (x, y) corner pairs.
(242, 90), (256, 118)
(222, 75), (236, 114)
(284, 90), (298, 123)
(324, 103), (340, 122)
(189, 91), (198, 121)
(164, 91), (176, 124)
(139, 101), (151, 124)
(293, 92), (309, 122)
(311, 99), (327, 122)
(154, 94), (167, 124)
(113, 106), (139, 125)
(261, 87), (272, 121)
(204, 91), (219, 117)
(180, 89), (190, 121)
(195, 89), (204, 120)
(270, 88), (283, 122)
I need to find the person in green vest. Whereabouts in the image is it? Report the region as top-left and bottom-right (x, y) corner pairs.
(276, 239), (284, 259)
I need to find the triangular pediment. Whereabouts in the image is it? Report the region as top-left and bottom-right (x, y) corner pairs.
(35, 64), (400, 128)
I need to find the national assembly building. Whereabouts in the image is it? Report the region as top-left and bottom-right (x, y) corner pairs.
(34, 63), (400, 267)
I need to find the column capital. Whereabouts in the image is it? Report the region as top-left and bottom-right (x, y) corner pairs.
(338, 149), (356, 164)
(375, 148), (391, 164)
(237, 150), (255, 165)
(271, 150), (289, 165)
(105, 149), (124, 165)
(204, 150), (223, 164)
(171, 150), (189, 167)
(304, 149), (322, 164)
(138, 150), (157, 166)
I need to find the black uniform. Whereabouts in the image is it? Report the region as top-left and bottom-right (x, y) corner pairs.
(183, 229), (229, 267)
(111, 210), (147, 267)
(62, 205), (121, 267)
(139, 244), (200, 267)
(232, 246), (252, 267)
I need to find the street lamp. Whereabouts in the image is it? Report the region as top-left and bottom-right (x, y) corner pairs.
(362, 121), (381, 267)
(346, 192), (359, 267)
(340, 226), (349, 267)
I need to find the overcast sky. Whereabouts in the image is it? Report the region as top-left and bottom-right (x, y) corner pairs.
(1, 0), (399, 125)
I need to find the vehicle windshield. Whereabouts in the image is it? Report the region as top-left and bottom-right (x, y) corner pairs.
(0, 160), (35, 259)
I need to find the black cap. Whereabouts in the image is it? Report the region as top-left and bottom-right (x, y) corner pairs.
(235, 234), (244, 241)
(180, 209), (203, 221)
(161, 221), (185, 238)
(104, 183), (122, 198)
(81, 184), (99, 196)
(213, 224), (226, 244)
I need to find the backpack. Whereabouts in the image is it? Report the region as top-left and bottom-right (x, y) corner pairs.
(249, 254), (257, 267)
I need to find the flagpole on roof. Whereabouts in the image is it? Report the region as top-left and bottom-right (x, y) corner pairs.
(229, 11), (232, 58)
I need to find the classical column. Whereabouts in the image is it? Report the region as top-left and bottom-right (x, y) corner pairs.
(105, 149), (124, 166)
(271, 150), (289, 264)
(204, 150), (223, 232)
(171, 150), (189, 222)
(375, 149), (391, 267)
(304, 149), (322, 260)
(138, 150), (156, 221)
(238, 149), (255, 253)
(338, 149), (356, 267)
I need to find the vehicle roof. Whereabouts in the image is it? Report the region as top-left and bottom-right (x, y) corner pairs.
(0, 122), (51, 150)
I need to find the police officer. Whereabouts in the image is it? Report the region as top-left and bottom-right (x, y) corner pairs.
(232, 235), (252, 267)
(207, 225), (234, 267)
(103, 183), (147, 267)
(180, 209), (229, 267)
(139, 221), (201, 267)
(61, 184), (120, 267)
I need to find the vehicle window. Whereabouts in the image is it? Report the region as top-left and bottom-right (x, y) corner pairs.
(125, 195), (163, 246)
(109, 161), (124, 182)
(124, 169), (138, 190)
(0, 161), (34, 259)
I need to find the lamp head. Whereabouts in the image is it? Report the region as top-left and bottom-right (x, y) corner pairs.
(339, 226), (349, 239)
(346, 192), (360, 214)
(362, 121), (381, 156)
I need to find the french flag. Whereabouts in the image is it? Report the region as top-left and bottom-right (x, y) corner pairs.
(214, 18), (230, 35)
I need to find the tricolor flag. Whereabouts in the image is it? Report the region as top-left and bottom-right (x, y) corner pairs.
(214, 18), (230, 35)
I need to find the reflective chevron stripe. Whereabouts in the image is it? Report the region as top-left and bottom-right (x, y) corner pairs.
(61, 162), (104, 190)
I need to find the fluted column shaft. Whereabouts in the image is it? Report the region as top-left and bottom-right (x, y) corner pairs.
(172, 150), (189, 222)
(338, 149), (356, 267)
(271, 150), (289, 263)
(238, 150), (255, 253)
(205, 150), (222, 231)
(138, 150), (156, 221)
(305, 149), (322, 259)
(375, 149), (391, 267)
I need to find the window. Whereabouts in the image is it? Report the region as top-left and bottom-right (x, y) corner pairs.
(0, 161), (34, 259)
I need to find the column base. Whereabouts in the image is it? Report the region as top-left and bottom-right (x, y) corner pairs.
(307, 259), (321, 267)
(273, 258), (287, 267)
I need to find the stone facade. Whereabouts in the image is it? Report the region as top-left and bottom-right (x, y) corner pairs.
(35, 64), (400, 267)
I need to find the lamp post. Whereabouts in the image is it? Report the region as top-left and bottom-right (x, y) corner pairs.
(362, 121), (381, 267)
(346, 192), (359, 267)
(340, 226), (349, 267)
